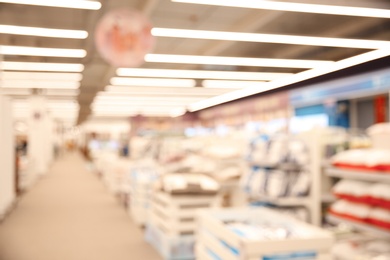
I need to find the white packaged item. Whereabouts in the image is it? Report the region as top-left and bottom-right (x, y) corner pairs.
(289, 171), (311, 197)
(332, 180), (370, 197)
(367, 123), (390, 150)
(249, 169), (267, 197)
(330, 200), (371, 219)
(368, 208), (390, 224)
(266, 170), (289, 198)
(287, 139), (310, 166)
(332, 149), (390, 169)
(161, 173), (220, 194)
(216, 166), (242, 182)
(369, 184), (390, 201)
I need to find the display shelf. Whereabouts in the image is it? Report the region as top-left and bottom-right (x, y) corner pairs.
(325, 167), (390, 183)
(251, 196), (310, 207)
(327, 214), (390, 238)
(321, 194), (337, 204)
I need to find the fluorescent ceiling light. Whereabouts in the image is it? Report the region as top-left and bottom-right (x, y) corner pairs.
(110, 77), (196, 88)
(0, 61), (84, 72)
(0, 0), (101, 10)
(94, 96), (204, 102)
(116, 68), (292, 81)
(172, 0), (390, 19)
(92, 102), (192, 108)
(152, 28), (390, 49)
(202, 80), (266, 89)
(145, 54), (333, 69)
(2, 72), (83, 81)
(0, 25), (88, 39)
(0, 45), (86, 58)
(105, 86), (232, 96)
(189, 48), (390, 111)
(46, 89), (80, 96)
(2, 80), (80, 89)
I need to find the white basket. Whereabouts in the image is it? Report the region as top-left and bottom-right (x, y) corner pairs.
(151, 191), (217, 236)
(197, 207), (334, 260)
(145, 222), (195, 260)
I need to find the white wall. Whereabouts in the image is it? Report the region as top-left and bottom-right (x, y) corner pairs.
(0, 95), (15, 217)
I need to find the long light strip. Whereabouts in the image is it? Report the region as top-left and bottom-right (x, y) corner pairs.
(189, 48), (390, 111)
(116, 68), (292, 81)
(0, 61), (84, 72)
(2, 80), (80, 89)
(2, 72), (83, 81)
(203, 80), (266, 89)
(152, 28), (390, 49)
(145, 54), (333, 68)
(0, 25), (88, 39)
(110, 77), (196, 87)
(105, 86), (232, 96)
(92, 101), (193, 107)
(94, 96), (201, 104)
(0, 0), (101, 10)
(172, 0), (390, 19)
(2, 88), (80, 96)
(0, 46), (86, 58)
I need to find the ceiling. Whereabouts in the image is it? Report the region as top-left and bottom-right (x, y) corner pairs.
(0, 0), (389, 126)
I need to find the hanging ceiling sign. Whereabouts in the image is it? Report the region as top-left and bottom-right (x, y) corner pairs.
(95, 8), (155, 67)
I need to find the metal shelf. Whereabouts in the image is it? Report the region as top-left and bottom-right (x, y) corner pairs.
(327, 214), (390, 238)
(251, 196), (310, 207)
(325, 167), (390, 183)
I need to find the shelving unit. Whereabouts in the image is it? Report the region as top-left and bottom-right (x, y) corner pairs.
(326, 167), (390, 183)
(245, 131), (323, 226)
(327, 214), (390, 238)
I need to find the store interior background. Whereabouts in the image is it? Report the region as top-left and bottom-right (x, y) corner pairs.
(1, 0), (390, 260)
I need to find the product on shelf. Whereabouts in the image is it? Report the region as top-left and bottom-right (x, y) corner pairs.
(367, 123), (390, 150)
(331, 149), (390, 172)
(332, 237), (390, 260)
(157, 173), (220, 195)
(197, 207), (334, 260)
(329, 200), (390, 231)
(333, 180), (390, 210)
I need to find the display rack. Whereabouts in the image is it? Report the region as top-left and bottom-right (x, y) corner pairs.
(326, 167), (390, 183)
(246, 131), (323, 226)
(327, 214), (390, 238)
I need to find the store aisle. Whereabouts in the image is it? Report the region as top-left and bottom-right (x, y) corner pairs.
(0, 152), (161, 260)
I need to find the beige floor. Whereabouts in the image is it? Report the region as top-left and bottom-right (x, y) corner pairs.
(0, 152), (161, 260)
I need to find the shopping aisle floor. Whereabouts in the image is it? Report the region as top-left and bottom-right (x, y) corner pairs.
(0, 152), (161, 260)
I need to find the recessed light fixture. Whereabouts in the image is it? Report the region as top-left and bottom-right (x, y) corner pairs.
(202, 80), (266, 89)
(0, 45), (87, 58)
(152, 28), (390, 49)
(116, 68), (292, 81)
(145, 54), (334, 69)
(2, 72), (83, 81)
(110, 77), (196, 88)
(0, 61), (84, 72)
(0, 25), (88, 39)
(0, 0), (102, 10)
(172, 0), (390, 19)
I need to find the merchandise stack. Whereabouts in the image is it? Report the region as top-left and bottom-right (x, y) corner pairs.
(241, 133), (314, 223)
(146, 173), (220, 260)
(196, 207), (334, 260)
(128, 159), (160, 227)
(326, 123), (390, 239)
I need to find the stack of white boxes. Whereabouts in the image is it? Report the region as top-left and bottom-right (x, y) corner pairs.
(146, 191), (218, 260)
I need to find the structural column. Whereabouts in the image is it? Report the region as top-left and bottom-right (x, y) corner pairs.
(27, 94), (53, 176)
(0, 94), (15, 218)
